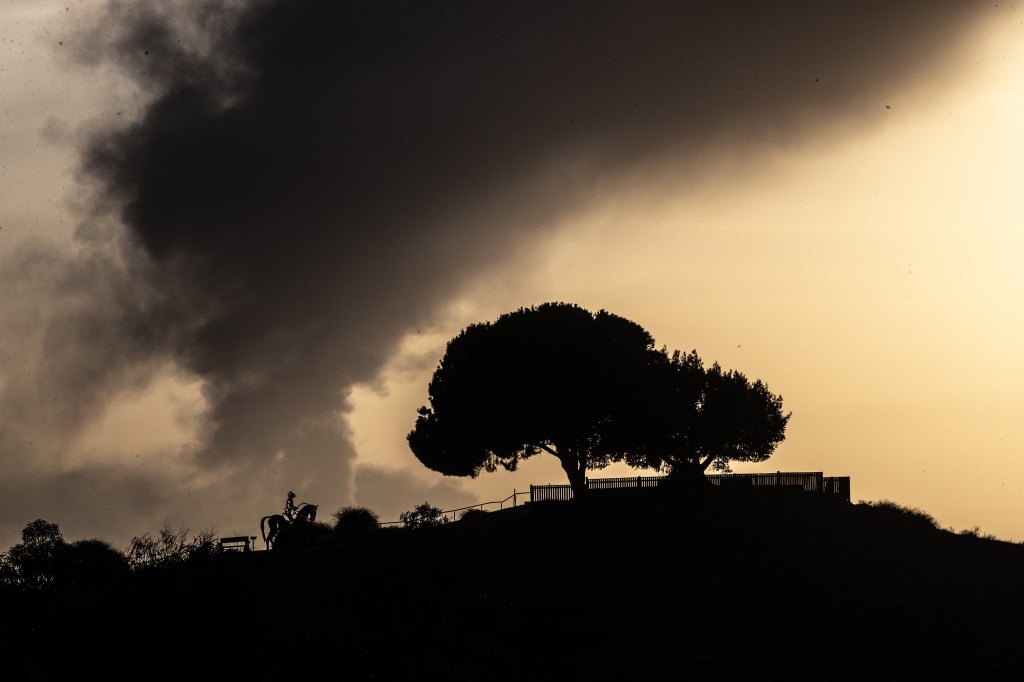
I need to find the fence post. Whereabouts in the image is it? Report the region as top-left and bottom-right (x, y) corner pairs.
(513, 488), (516, 507)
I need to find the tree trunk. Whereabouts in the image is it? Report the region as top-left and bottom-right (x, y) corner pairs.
(664, 459), (710, 492)
(556, 446), (588, 499)
(566, 465), (587, 499)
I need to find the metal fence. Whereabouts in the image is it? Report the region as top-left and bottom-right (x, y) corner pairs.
(530, 472), (851, 503)
(378, 472), (851, 526)
(709, 471), (824, 490)
(379, 489), (534, 526)
(588, 475), (665, 491)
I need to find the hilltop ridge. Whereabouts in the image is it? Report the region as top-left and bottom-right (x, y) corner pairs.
(4, 487), (1022, 679)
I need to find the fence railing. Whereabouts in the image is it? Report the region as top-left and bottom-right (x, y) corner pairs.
(379, 489), (533, 526)
(823, 476), (851, 501)
(380, 472), (852, 526)
(709, 471), (824, 490)
(531, 472), (851, 503)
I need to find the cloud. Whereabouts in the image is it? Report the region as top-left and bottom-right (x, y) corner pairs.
(0, 0), (994, 550)
(0, 464), (175, 552)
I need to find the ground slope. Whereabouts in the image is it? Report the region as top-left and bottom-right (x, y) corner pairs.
(4, 488), (1022, 679)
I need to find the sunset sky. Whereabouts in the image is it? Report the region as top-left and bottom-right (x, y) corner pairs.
(1, 1), (1022, 553)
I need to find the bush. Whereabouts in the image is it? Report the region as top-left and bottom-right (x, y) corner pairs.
(399, 502), (450, 530)
(957, 526), (998, 541)
(125, 524), (220, 570)
(333, 506), (380, 544)
(54, 539), (130, 589)
(458, 508), (489, 522)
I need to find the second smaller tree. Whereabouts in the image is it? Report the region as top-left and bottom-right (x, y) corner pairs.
(626, 350), (791, 484)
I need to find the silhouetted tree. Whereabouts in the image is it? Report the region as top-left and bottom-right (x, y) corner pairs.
(0, 519), (67, 589)
(627, 349), (790, 484)
(399, 503), (449, 529)
(407, 302), (664, 497)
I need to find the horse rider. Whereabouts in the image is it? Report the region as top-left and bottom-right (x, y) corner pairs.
(283, 491), (299, 522)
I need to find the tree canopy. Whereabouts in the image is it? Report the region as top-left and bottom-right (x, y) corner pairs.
(407, 302), (662, 495)
(407, 302), (790, 495)
(625, 349), (791, 483)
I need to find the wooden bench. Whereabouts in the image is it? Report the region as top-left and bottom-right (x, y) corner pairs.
(219, 536), (256, 552)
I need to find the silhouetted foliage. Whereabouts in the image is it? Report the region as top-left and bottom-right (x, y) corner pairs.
(627, 349), (790, 482)
(859, 500), (939, 530)
(0, 519), (66, 589)
(957, 526), (998, 540)
(125, 523), (220, 570)
(409, 302), (790, 493)
(54, 539), (130, 589)
(0, 520), (128, 591)
(408, 302), (663, 496)
(458, 508), (489, 522)
(332, 506), (380, 544)
(399, 502), (449, 529)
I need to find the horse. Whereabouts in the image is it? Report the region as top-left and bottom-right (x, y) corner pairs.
(260, 514), (288, 550)
(260, 503), (318, 549)
(293, 502), (317, 524)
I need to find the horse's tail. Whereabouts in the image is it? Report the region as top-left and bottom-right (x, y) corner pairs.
(260, 516), (270, 544)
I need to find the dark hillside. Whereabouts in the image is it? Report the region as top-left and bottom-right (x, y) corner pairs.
(3, 488), (1022, 680)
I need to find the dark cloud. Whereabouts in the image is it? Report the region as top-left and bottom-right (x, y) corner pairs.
(0, 1), (995, 549)
(0, 465), (175, 552)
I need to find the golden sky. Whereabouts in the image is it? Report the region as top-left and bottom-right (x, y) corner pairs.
(0, 1), (1022, 551)
(349, 10), (1024, 539)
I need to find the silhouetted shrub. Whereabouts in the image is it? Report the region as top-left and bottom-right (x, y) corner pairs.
(54, 539), (130, 589)
(957, 526), (998, 541)
(333, 506), (380, 544)
(126, 524), (220, 570)
(861, 500), (938, 530)
(399, 502), (449, 530)
(309, 520), (334, 547)
(458, 508), (489, 522)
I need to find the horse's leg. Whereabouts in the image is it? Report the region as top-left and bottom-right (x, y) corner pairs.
(268, 517), (282, 549)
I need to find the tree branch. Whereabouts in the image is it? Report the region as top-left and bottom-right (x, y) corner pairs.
(537, 443), (559, 457)
(699, 453), (718, 472)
